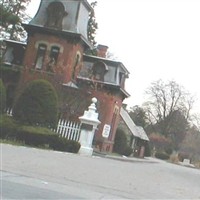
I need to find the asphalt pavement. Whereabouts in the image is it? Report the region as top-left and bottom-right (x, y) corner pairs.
(1, 143), (200, 199)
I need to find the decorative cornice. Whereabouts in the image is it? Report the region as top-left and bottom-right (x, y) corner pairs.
(23, 24), (91, 48)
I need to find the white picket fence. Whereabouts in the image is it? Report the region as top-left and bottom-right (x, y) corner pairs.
(6, 108), (81, 142)
(6, 108), (13, 116)
(56, 119), (81, 141)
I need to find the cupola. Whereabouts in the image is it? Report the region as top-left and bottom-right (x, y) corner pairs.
(27, 0), (92, 44)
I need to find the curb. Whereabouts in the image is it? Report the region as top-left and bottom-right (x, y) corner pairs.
(92, 151), (159, 163)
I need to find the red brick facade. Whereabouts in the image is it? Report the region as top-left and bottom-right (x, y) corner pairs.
(1, 0), (130, 153)
(23, 32), (84, 84)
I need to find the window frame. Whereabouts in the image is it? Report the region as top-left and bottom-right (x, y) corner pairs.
(35, 44), (47, 70)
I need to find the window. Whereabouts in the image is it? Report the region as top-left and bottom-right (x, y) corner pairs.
(35, 44), (47, 69)
(50, 46), (60, 64)
(119, 72), (125, 87)
(92, 61), (108, 82)
(46, 2), (67, 29)
(72, 52), (81, 79)
(46, 46), (60, 73)
(109, 105), (119, 140)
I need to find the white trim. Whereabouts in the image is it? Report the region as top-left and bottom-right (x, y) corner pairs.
(35, 41), (49, 49)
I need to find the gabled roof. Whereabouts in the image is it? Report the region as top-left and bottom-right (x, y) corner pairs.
(120, 107), (149, 141)
(135, 126), (149, 141)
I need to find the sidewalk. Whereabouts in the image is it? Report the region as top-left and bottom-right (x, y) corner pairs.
(92, 151), (161, 164)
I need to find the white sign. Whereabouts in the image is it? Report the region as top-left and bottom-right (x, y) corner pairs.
(102, 124), (111, 138)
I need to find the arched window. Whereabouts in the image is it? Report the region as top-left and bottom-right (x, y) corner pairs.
(92, 61), (108, 81)
(35, 44), (47, 69)
(72, 52), (81, 80)
(45, 2), (67, 29)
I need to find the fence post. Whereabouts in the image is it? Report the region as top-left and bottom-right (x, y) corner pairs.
(78, 97), (101, 156)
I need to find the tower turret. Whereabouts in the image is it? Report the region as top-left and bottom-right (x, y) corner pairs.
(22, 0), (92, 84)
(28, 0), (92, 43)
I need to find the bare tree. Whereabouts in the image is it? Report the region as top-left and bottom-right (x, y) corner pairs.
(179, 126), (200, 161)
(191, 113), (200, 131)
(143, 80), (194, 144)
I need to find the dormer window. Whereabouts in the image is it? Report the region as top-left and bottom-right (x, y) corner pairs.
(45, 2), (67, 30)
(35, 44), (47, 70)
(92, 61), (108, 82)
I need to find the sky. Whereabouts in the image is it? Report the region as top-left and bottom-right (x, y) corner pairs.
(27, 0), (200, 113)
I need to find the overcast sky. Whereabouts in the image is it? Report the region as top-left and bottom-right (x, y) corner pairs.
(27, 0), (200, 113)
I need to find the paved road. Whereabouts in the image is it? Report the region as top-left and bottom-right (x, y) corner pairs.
(2, 171), (81, 199)
(1, 144), (200, 199)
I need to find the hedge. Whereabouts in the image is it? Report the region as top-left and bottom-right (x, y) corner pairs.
(16, 125), (58, 147)
(50, 137), (81, 153)
(0, 115), (19, 139)
(155, 152), (170, 160)
(0, 115), (80, 153)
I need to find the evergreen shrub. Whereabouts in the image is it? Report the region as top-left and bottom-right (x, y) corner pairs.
(0, 115), (19, 139)
(165, 147), (173, 155)
(50, 137), (81, 153)
(113, 128), (127, 154)
(123, 146), (133, 156)
(0, 115), (80, 153)
(0, 79), (6, 113)
(155, 151), (170, 160)
(13, 79), (59, 128)
(113, 128), (133, 156)
(16, 125), (58, 147)
(144, 142), (151, 157)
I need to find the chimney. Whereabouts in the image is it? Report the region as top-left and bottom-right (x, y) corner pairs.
(97, 44), (108, 58)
